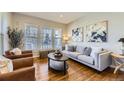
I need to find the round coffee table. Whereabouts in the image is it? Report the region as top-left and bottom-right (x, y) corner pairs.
(48, 53), (69, 75)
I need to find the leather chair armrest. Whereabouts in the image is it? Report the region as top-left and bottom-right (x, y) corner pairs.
(12, 57), (33, 70)
(4, 53), (33, 60)
(0, 66), (35, 81)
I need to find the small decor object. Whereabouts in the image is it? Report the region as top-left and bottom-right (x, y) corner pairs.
(72, 27), (83, 42)
(54, 50), (63, 57)
(118, 38), (124, 55)
(86, 21), (108, 42)
(7, 27), (24, 49)
(11, 48), (22, 55)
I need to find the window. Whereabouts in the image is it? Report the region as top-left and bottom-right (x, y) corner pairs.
(25, 25), (38, 50)
(41, 28), (53, 49)
(41, 27), (62, 50)
(25, 24), (62, 50)
(54, 29), (62, 49)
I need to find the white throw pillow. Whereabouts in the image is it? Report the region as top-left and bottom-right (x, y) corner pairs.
(76, 46), (86, 54)
(11, 48), (22, 55)
(90, 47), (102, 59)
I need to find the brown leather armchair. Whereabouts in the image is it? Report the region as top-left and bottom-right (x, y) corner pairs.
(0, 57), (35, 81)
(3, 50), (33, 60)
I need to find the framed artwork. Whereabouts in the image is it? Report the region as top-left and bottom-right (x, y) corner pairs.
(86, 21), (108, 42)
(72, 27), (83, 42)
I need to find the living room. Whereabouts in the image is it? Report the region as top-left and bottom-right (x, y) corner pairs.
(0, 12), (124, 81)
(1, 0), (124, 92)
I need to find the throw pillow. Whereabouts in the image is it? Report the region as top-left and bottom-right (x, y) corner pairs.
(11, 48), (22, 55)
(83, 47), (92, 56)
(5, 51), (11, 55)
(67, 45), (74, 52)
(90, 47), (102, 59)
(10, 51), (15, 55)
(76, 46), (86, 54)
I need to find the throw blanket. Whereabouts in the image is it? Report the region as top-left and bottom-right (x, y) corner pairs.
(0, 56), (13, 74)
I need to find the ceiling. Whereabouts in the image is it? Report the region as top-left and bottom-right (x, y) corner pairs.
(17, 12), (87, 24)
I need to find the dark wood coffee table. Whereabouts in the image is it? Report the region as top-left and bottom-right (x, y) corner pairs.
(48, 53), (69, 75)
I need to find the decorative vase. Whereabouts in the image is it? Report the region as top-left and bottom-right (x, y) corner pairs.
(54, 50), (62, 57)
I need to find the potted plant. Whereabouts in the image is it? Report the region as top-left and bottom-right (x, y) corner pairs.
(7, 27), (24, 49)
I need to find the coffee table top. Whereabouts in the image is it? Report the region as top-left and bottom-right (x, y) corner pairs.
(48, 53), (69, 61)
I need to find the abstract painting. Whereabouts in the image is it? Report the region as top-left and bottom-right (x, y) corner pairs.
(72, 27), (83, 42)
(86, 21), (108, 42)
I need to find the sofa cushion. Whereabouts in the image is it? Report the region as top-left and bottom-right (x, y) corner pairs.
(69, 52), (81, 58)
(76, 46), (86, 54)
(62, 50), (81, 58)
(78, 55), (94, 65)
(83, 47), (92, 56)
(62, 50), (71, 55)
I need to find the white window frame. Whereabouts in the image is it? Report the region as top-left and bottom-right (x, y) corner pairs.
(24, 24), (63, 50)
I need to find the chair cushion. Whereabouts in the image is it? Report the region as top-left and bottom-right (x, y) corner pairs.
(78, 55), (94, 65)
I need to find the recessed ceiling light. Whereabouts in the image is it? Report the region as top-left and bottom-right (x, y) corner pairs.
(60, 14), (64, 18)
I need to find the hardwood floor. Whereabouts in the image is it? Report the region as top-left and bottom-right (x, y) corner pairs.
(34, 58), (124, 81)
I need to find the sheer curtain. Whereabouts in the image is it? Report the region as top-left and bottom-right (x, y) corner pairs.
(24, 25), (62, 51)
(41, 27), (62, 50)
(25, 24), (38, 50)
(0, 13), (3, 55)
(54, 28), (62, 50)
(41, 28), (53, 50)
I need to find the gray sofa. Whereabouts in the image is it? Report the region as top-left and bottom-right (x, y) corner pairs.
(62, 45), (112, 71)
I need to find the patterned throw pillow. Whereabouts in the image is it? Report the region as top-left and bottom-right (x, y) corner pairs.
(76, 46), (86, 54)
(11, 48), (22, 55)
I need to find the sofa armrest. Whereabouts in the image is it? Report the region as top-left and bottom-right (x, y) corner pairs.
(0, 66), (35, 81)
(12, 57), (33, 70)
(98, 51), (112, 71)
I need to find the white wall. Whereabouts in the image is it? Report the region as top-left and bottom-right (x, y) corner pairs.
(67, 13), (124, 53)
(2, 12), (124, 53)
(2, 13), (13, 52)
(1, 13), (67, 52)
(12, 13), (67, 35)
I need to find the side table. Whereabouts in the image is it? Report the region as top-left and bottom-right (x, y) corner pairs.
(111, 53), (124, 74)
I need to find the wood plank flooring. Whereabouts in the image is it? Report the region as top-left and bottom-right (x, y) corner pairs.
(34, 58), (124, 81)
